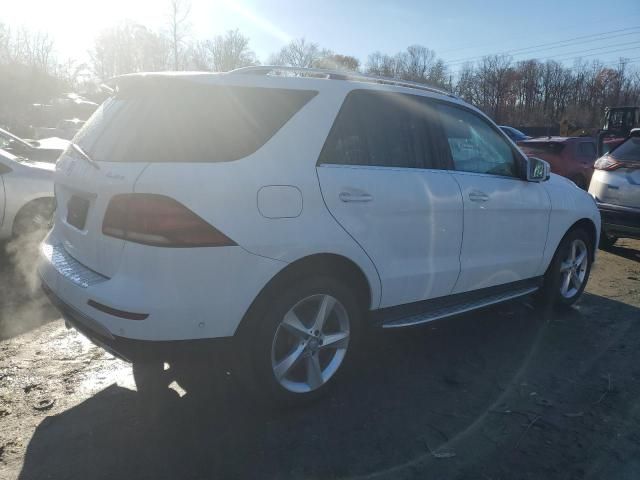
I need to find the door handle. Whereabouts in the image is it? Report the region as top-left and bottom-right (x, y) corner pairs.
(468, 191), (489, 202)
(339, 191), (373, 203)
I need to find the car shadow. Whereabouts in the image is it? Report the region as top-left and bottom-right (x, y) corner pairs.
(17, 294), (640, 480)
(605, 241), (640, 263)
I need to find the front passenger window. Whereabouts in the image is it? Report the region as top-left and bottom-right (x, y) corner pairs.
(438, 104), (517, 177)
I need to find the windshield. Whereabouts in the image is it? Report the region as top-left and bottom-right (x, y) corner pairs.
(610, 135), (640, 162)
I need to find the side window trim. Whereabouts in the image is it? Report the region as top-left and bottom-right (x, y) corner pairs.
(316, 89), (445, 171)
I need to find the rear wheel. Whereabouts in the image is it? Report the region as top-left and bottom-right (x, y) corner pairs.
(241, 276), (361, 406)
(540, 228), (593, 308)
(12, 199), (55, 238)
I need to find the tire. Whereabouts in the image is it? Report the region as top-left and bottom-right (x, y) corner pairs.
(12, 199), (55, 238)
(599, 231), (618, 250)
(240, 275), (362, 407)
(539, 228), (593, 308)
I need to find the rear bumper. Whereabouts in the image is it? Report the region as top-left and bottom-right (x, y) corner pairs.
(597, 201), (640, 239)
(41, 281), (234, 363)
(37, 226), (285, 341)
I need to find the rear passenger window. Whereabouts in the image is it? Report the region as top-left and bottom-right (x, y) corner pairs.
(578, 142), (596, 158)
(318, 90), (437, 169)
(438, 103), (518, 177)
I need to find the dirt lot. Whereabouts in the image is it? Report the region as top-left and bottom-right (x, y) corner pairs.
(0, 239), (639, 480)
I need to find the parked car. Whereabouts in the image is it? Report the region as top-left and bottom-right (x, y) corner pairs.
(34, 119), (85, 141)
(588, 128), (640, 248)
(39, 68), (600, 406)
(518, 137), (597, 189)
(0, 149), (54, 240)
(499, 125), (531, 142)
(0, 127), (68, 163)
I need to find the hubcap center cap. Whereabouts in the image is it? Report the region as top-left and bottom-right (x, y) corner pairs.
(308, 338), (321, 352)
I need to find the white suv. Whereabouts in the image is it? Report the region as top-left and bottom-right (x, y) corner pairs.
(39, 67), (600, 405)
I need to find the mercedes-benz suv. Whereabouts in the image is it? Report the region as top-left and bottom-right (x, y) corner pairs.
(39, 67), (600, 405)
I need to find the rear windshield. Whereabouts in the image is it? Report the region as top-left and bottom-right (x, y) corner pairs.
(610, 136), (640, 162)
(74, 83), (317, 163)
(519, 142), (565, 155)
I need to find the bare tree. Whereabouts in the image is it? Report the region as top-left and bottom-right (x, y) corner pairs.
(315, 54), (360, 71)
(365, 45), (448, 87)
(167, 0), (191, 70)
(269, 38), (330, 68)
(90, 23), (171, 80)
(191, 29), (256, 72)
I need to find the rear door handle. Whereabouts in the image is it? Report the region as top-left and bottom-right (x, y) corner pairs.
(468, 191), (489, 202)
(339, 191), (373, 203)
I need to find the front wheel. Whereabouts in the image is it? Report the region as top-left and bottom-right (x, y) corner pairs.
(540, 228), (593, 308)
(242, 276), (362, 406)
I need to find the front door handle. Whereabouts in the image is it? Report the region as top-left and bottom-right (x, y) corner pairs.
(468, 190), (489, 202)
(339, 191), (373, 203)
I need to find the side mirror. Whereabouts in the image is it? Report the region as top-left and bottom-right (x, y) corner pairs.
(526, 156), (550, 182)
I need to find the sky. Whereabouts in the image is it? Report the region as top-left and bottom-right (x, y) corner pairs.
(3, 0), (640, 74)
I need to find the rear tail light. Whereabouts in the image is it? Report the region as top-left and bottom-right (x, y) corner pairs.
(593, 156), (623, 171)
(103, 194), (236, 247)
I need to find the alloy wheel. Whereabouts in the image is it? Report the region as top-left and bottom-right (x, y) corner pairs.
(271, 294), (350, 393)
(559, 238), (588, 299)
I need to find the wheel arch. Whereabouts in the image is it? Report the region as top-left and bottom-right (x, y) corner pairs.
(570, 218), (598, 260)
(235, 253), (373, 339)
(545, 218), (598, 272)
(11, 196), (55, 237)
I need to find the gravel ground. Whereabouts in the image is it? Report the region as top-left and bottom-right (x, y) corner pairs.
(0, 239), (638, 480)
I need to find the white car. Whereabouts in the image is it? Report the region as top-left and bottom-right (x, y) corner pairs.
(589, 129), (640, 248)
(38, 68), (600, 405)
(0, 149), (54, 240)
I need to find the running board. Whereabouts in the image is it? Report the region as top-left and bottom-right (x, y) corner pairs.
(376, 279), (541, 329)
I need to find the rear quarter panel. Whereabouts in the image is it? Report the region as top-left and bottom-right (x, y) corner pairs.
(132, 83), (383, 309)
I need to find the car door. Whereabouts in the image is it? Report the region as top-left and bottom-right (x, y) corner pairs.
(435, 102), (551, 294)
(316, 90), (463, 308)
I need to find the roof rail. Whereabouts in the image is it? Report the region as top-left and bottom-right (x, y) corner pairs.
(229, 65), (456, 98)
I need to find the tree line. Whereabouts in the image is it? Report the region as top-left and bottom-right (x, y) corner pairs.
(1, 1), (639, 133)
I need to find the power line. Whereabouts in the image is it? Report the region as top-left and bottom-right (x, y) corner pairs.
(550, 43), (640, 62)
(443, 26), (640, 66)
(543, 41), (640, 61)
(445, 31), (640, 66)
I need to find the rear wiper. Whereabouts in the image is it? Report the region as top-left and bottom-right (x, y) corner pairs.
(71, 143), (100, 170)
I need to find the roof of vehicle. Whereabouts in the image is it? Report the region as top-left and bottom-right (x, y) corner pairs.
(108, 66), (458, 101)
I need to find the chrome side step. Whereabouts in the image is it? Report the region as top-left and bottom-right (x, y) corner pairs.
(381, 286), (538, 329)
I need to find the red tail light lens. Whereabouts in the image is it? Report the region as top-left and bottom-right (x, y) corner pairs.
(594, 156), (622, 171)
(103, 194), (236, 247)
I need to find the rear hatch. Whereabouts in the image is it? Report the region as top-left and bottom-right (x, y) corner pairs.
(54, 91), (151, 277)
(54, 75), (318, 277)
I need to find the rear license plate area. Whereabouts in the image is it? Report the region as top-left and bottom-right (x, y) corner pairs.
(66, 195), (90, 230)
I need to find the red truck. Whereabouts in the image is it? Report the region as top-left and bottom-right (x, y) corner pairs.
(517, 136), (597, 189)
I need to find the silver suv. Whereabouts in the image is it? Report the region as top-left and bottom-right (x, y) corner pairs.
(589, 128), (640, 248)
